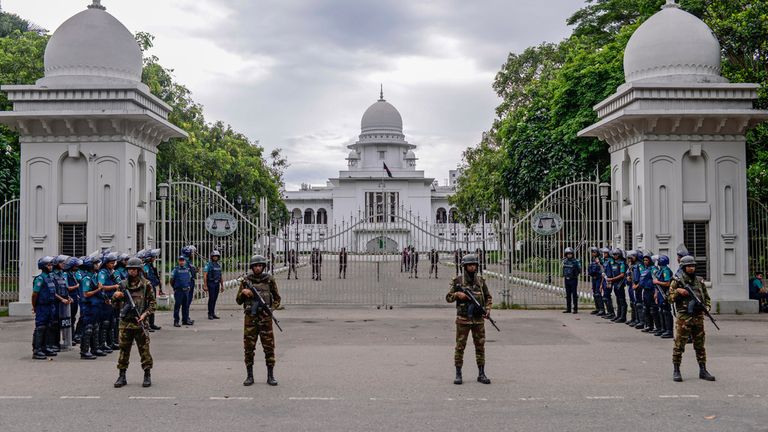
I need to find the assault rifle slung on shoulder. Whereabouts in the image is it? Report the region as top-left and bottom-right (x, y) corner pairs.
(455, 283), (500, 332)
(240, 275), (283, 332)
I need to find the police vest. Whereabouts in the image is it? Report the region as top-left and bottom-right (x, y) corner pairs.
(36, 273), (57, 305)
(206, 262), (222, 285)
(173, 267), (193, 290)
(588, 259), (602, 278)
(82, 273), (102, 306)
(603, 259), (614, 278)
(562, 259), (580, 279)
(610, 261), (626, 287)
(67, 271), (80, 301)
(638, 265), (654, 290)
(52, 270), (69, 298)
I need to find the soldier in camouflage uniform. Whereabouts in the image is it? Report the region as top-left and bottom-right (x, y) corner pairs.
(446, 254), (492, 385)
(111, 258), (156, 388)
(669, 255), (715, 382)
(237, 255), (282, 387)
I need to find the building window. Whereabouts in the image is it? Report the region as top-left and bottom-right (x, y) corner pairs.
(316, 208), (328, 225)
(624, 223), (633, 251)
(365, 192), (399, 222)
(304, 209), (315, 225)
(448, 208), (458, 223)
(436, 208), (447, 224)
(378, 151), (386, 160)
(684, 222), (709, 280)
(136, 224), (145, 251)
(59, 224), (87, 257)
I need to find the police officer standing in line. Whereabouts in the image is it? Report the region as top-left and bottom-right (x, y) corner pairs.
(429, 248), (439, 279)
(561, 247), (581, 314)
(142, 249), (162, 331)
(65, 257), (83, 345)
(625, 250), (641, 327)
(84, 254), (107, 357)
(587, 248), (605, 315)
(338, 247), (348, 279)
(112, 258), (156, 388)
(669, 255), (715, 382)
(600, 248), (616, 319)
(181, 246), (199, 313)
(98, 252), (121, 352)
(607, 249), (628, 323)
(237, 255), (281, 387)
(51, 255), (72, 351)
(204, 251), (223, 320)
(638, 252), (659, 333)
(653, 255), (674, 339)
(310, 247), (322, 281)
(446, 254), (492, 385)
(170, 255), (195, 327)
(287, 249), (298, 279)
(32, 257), (59, 359)
(78, 256), (101, 359)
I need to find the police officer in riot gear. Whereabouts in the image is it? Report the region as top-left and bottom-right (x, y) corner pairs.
(77, 257), (99, 359)
(654, 255), (674, 339)
(64, 257), (84, 345)
(204, 251), (223, 320)
(607, 248), (628, 323)
(600, 248), (616, 319)
(142, 248), (163, 331)
(32, 257), (58, 359)
(98, 252), (121, 352)
(588, 248), (605, 315)
(625, 250), (641, 327)
(51, 255), (73, 351)
(562, 247), (581, 314)
(171, 255), (195, 327)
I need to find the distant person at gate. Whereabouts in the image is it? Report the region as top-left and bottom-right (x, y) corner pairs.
(749, 272), (767, 312)
(170, 256), (195, 327)
(562, 247), (581, 314)
(204, 251), (223, 320)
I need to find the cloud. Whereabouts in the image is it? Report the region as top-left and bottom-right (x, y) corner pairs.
(4, 0), (583, 189)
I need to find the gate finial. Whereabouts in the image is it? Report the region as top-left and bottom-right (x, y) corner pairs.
(662, 0), (680, 9)
(88, 0), (106, 10)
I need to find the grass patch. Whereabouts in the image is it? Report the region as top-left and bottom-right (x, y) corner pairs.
(494, 302), (525, 310)
(0, 308), (8, 317)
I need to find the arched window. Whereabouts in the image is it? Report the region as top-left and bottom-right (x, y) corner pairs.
(436, 208), (447, 224)
(448, 208), (458, 223)
(291, 208), (302, 222)
(304, 208), (315, 225)
(316, 208), (328, 225)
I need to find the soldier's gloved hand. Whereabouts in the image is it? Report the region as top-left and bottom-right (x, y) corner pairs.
(455, 292), (468, 301)
(242, 289), (254, 298)
(676, 288), (688, 296)
(113, 291), (124, 300)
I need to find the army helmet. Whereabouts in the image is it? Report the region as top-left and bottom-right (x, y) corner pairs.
(249, 254), (268, 268)
(563, 247), (575, 256)
(126, 257), (144, 270)
(460, 254), (479, 266)
(680, 255), (696, 268)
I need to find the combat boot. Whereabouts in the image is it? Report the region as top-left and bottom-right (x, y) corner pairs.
(243, 366), (254, 386)
(267, 366), (278, 386)
(80, 326), (95, 360)
(615, 305), (627, 323)
(45, 326), (60, 354)
(698, 363), (715, 381)
(642, 312), (655, 333)
(626, 304), (636, 326)
(33, 327), (47, 360)
(142, 369), (152, 387)
(454, 367), (463, 385)
(114, 369), (127, 388)
(110, 323), (120, 350)
(477, 366), (491, 384)
(673, 364), (682, 382)
(661, 314), (674, 339)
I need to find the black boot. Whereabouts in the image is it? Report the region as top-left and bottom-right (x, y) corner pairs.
(673, 364), (682, 382)
(91, 324), (105, 356)
(615, 305), (627, 323)
(477, 366), (491, 384)
(114, 369), (127, 388)
(635, 304), (646, 329)
(267, 366), (278, 386)
(110, 320), (120, 350)
(243, 366), (254, 386)
(642, 310), (655, 332)
(454, 367), (463, 385)
(100, 321), (113, 353)
(653, 311), (665, 336)
(626, 303), (636, 326)
(33, 327), (47, 360)
(80, 325), (96, 360)
(142, 369), (152, 387)
(661, 313), (674, 339)
(44, 326), (59, 355)
(699, 363), (715, 381)
(149, 314), (161, 331)
(603, 299), (615, 319)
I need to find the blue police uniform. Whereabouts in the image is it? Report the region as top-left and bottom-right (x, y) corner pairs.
(611, 259), (628, 322)
(562, 257), (581, 313)
(602, 256), (616, 318)
(638, 263), (656, 332)
(204, 260), (222, 318)
(588, 254), (605, 315)
(32, 271), (58, 358)
(67, 269), (82, 343)
(654, 264), (674, 338)
(171, 265), (194, 325)
(97, 268), (120, 351)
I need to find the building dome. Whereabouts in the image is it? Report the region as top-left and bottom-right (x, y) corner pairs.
(624, 1), (726, 84)
(405, 150), (417, 160)
(347, 150), (359, 160)
(42, 4), (143, 84)
(361, 95), (403, 135)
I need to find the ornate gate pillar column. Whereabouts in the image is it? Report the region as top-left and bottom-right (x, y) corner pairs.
(580, 1), (768, 313)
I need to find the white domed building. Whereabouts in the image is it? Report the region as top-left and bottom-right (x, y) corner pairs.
(282, 91), (465, 253)
(579, 0), (768, 313)
(0, 2), (186, 315)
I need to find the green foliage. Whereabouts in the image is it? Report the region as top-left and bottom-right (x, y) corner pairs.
(456, 0), (768, 211)
(0, 19), (47, 198)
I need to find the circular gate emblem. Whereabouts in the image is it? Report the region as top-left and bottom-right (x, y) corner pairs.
(531, 212), (563, 236)
(205, 212), (238, 237)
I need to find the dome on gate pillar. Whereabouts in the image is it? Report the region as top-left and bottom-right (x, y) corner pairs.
(361, 87), (404, 135)
(623, 0), (727, 84)
(40, 1), (143, 85)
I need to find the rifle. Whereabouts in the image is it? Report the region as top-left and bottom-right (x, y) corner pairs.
(678, 279), (720, 331)
(241, 276), (283, 332)
(455, 283), (500, 332)
(119, 284), (150, 339)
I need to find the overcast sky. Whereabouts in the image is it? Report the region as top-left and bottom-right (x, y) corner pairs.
(5, 0), (583, 189)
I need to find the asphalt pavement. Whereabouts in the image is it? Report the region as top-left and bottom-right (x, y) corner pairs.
(1, 307), (767, 432)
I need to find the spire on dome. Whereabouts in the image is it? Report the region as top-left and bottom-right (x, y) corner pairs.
(662, 0), (680, 9)
(88, 0), (106, 10)
(379, 84), (385, 101)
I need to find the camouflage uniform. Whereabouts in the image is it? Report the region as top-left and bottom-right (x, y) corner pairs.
(669, 272), (710, 365)
(446, 273), (492, 367)
(236, 273), (282, 367)
(112, 276), (156, 371)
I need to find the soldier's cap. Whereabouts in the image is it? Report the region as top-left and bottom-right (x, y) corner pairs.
(126, 257), (143, 269)
(679, 255), (696, 267)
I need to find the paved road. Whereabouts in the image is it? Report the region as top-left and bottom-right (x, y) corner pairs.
(1, 308), (767, 431)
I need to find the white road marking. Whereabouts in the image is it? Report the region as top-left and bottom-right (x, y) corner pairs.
(128, 396), (176, 400)
(288, 397), (341, 401)
(0, 396), (33, 399)
(519, 397), (546, 401)
(60, 396), (100, 399)
(586, 396), (624, 400)
(209, 396), (253, 400)
(659, 395), (699, 399)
